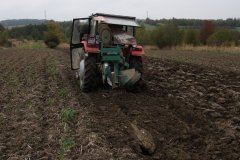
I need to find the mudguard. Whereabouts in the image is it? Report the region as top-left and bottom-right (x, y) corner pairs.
(130, 46), (144, 56)
(82, 41), (99, 54)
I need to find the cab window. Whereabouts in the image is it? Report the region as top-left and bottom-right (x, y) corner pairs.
(90, 20), (96, 36)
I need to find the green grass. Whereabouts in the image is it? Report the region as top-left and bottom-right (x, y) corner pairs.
(61, 108), (76, 123)
(18, 41), (45, 49)
(47, 59), (60, 75)
(60, 137), (75, 151)
(58, 87), (68, 97)
(31, 41), (45, 49)
(48, 65), (60, 75)
(47, 98), (55, 106)
(59, 137), (75, 160)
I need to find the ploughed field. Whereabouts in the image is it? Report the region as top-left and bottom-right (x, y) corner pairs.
(0, 48), (239, 160)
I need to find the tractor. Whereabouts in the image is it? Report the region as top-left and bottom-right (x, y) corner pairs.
(70, 13), (144, 92)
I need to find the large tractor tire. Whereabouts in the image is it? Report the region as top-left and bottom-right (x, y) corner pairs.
(129, 56), (143, 74)
(79, 54), (99, 92)
(127, 56), (147, 92)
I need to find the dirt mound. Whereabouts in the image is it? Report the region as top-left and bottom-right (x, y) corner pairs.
(0, 48), (239, 159)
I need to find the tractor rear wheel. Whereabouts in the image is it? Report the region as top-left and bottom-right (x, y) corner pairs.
(129, 56), (143, 74)
(127, 56), (147, 92)
(79, 54), (99, 92)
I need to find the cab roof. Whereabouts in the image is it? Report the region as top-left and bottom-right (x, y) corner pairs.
(90, 13), (140, 27)
(91, 13), (136, 20)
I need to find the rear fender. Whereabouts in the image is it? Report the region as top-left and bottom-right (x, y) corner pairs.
(82, 41), (99, 54)
(130, 46), (144, 56)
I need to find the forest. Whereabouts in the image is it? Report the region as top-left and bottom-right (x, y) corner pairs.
(1, 18), (240, 48)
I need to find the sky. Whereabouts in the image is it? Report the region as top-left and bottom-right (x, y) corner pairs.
(0, 0), (239, 21)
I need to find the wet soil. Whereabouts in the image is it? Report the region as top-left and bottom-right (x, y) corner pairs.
(0, 48), (239, 160)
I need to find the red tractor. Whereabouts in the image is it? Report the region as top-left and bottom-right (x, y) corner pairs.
(70, 13), (144, 92)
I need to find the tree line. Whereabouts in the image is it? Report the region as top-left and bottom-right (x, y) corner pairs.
(141, 18), (240, 28)
(5, 22), (71, 41)
(136, 20), (240, 48)
(0, 23), (10, 46)
(1, 18), (240, 48)
(0, 21), (71, 48)
(0, 19), (46, 28)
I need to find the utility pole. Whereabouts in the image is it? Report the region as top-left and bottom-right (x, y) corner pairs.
(44, 9), (47, 22)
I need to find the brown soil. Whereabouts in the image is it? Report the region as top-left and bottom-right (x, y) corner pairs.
(145, 49), (240, 73)
(0, 48), (239, 160)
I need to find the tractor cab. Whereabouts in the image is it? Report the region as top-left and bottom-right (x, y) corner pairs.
(71, 13), (140, 51)
(70, 13), (144, 92)
(89, 14), (139, 46)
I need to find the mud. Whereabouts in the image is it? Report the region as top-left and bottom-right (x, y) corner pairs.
(0, 48), (239, 160)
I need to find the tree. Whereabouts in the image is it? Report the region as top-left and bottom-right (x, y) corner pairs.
(184, 29), (200, 46)
(0, 31), (10, 47)
(199, 20), (215, 44)
(207, 29), (237, 46)
(8, 24), (47, 40)
(136, 27), (147, 45)
(0, 24), (9, 46)
(154, 23), (182, 48)
(44, 22), (65, 48)
(136, 27), (155, 45)
(0, 23), (4, 32)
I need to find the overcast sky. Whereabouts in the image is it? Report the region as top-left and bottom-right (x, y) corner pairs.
(0, 0), (239, 21)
